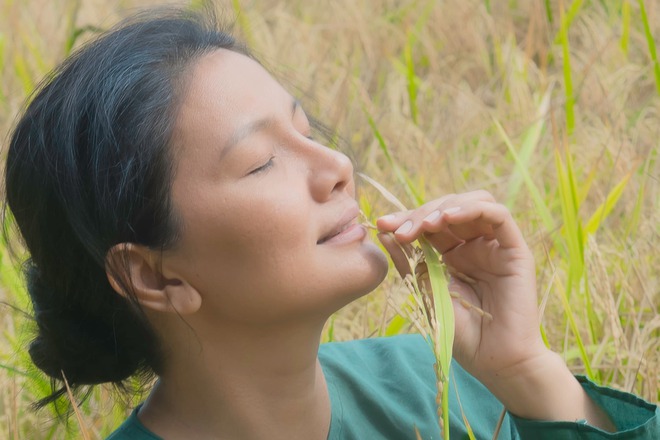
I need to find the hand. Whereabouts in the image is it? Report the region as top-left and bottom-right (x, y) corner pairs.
(376, 191), (615, 430)
(376, 190), (546, 383)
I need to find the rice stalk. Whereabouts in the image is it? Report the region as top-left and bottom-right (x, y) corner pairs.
(360, 174), (495, 439)
(61, 371), (90, 440)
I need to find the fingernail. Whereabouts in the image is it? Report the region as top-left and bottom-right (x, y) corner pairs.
(443, 207), (461, 215)
(395, 220), (413, 234)
(423, 210), (441, 223)
(378, 214), (396, 222)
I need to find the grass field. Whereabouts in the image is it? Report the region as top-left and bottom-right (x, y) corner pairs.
(0, 0), (658, 438)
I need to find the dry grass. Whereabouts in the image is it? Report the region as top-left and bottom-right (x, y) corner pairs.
(0, 0), (658, 438)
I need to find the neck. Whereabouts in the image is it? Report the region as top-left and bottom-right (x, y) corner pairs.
(139, 317), (331, 440)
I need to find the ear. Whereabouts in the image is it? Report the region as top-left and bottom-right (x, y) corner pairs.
(105, 243), (201, 315)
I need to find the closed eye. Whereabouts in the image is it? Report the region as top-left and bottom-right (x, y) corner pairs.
(248, 156), (275, 175)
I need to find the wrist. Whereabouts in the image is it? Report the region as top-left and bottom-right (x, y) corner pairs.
(484, 350), (585, 421)
(482, 350), (616, 431)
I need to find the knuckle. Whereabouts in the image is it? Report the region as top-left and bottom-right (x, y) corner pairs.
(475, 189), (495, 201)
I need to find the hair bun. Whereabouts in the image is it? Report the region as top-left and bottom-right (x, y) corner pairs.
(26, 262), (151, 389)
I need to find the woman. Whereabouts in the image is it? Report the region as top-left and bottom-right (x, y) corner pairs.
(4, 7), (657, 440)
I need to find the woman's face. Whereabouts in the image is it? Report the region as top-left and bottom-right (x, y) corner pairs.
(163, 49), (388, 326)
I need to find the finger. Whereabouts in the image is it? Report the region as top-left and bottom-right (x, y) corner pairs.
(377, 233), (415, 278)
(421, 208), (495, 243)
(386, 191), (496, 243)
(441, 201), (525, 248)
(375, 210), (412, 233)
(422, 227), (465, 254)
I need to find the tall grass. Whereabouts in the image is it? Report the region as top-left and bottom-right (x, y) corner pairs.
(0, 0), (658, 438)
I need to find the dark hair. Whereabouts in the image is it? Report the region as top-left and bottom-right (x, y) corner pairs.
(3, 7), (245, 408)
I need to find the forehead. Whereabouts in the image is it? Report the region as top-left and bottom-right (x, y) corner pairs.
(174, 48), (289, 146)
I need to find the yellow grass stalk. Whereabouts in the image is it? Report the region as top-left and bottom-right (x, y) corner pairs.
(61, 371), (90, 440)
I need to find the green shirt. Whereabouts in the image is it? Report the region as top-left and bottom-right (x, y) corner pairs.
(107, 334), (659, 439)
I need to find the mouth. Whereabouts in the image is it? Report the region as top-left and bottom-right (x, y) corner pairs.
(317, 205), (362, 245)
(317, 220), (357, 244)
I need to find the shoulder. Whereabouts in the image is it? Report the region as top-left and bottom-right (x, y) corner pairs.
(319, 334), (440, 439)
(106, 406), (162, 440)
(319, 333), (434, 369)
(318, 333), (439, 401)
(319, 334), (514, 439)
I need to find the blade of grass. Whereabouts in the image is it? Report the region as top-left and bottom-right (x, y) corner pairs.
(13, 53), (34, 96)
(384, 314), (408, 336)
(364, 112), (424, 206)
(62, 0), (81, 56)
(625, 151), (655, 238)
(621, 0), (631, 57)
(559, 0), (576, 135)
(419, 239), (453, 380)
(419, 238), (453, 440)
(230, 0), (256, 50)
(452, 369), (476, 440)
(584, 171), (632, 238)
(357, 173), (408, 211)
(505, 86), (552, 207)
(403, 37), (419, 125)
(554, 147), (584, 298)
(493, 118), (556, 235)
(552, 0), (584, 46)
(19, 27), (48, 76)
(0, 363), (30, 378)
(402, 0), (434, 126)
(0, 32), (6, 105)
(544, 0), (554, 24)
(638, 0), (660, 95)
(554, 276), (595, 378)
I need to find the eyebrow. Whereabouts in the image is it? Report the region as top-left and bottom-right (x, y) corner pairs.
(219, 99), (300, 161)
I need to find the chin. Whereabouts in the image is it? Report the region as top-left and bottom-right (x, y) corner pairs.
(309, 243), (389, 318)
(369, 244), (390, 286)
(342, 243), (390, 303)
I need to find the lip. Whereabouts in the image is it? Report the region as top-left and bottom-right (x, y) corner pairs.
(317, 204), (365, 245)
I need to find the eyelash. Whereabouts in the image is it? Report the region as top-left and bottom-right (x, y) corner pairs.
(249, 156), (275, 175)
(247, 134), (311, 176)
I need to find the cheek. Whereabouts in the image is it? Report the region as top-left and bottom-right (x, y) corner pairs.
(224, 196), (312, 255)
(176, 187), (314, 279)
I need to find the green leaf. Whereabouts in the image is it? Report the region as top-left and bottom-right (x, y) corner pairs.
(419, 238), (453, 440)
(638, 0), (660, 95)
(584, 172), (632, 238)
(505, 87), (551, 207)
(419, 238), (453, 375)
(493, 118), (555, 234)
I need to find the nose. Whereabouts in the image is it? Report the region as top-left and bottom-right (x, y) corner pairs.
(308, 142), (354, 202)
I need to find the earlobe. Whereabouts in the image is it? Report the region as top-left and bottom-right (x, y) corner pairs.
(105, 243), (202, 315)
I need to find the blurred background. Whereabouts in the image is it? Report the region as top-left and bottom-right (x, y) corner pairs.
(0, 0), (658, 438)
